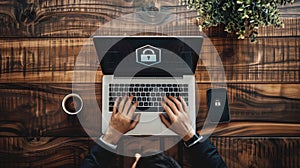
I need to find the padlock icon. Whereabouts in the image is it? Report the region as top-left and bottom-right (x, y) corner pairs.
(141, 49), (157, 62)
(214, 99), (221, 107)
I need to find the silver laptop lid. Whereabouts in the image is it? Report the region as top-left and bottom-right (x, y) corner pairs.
(93, 36), (203, 77)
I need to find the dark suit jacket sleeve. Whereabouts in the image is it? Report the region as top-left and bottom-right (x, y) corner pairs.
(185, 138), (227, 168)
(81, 139), (115, 168)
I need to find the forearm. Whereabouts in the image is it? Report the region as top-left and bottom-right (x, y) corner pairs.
(186, 137), (226, 168)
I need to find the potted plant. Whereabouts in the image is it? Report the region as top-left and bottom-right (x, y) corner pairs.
(180, 0), (294, 42)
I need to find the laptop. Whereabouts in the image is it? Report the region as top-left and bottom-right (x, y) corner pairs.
(93, 36), (203, 135)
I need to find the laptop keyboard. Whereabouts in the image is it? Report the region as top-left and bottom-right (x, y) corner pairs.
(109, 84), (189, 112)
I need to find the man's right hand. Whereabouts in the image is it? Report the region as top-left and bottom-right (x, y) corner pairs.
(159, 96), (195, 141)
(103, 96), (141, 145)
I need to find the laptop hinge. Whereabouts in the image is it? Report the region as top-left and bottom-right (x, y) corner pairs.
(113, 75), (184, 79)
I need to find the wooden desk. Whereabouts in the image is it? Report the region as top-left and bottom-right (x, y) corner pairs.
(0, 0), (299, 167)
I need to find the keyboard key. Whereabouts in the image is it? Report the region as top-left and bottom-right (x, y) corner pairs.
(109, 102), (114, 106)
(182, 93), (188, 96)
(109, 107), (113, 112)
(136, 107), (157, 112)
(158, 107), (166, 112)
(139, 102), (143, 106)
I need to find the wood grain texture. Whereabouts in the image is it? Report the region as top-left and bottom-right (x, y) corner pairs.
(0, 83), (299, 137)
(0, 137), (122, 168)
(0, 37), (299, 83)
(0, 0), (299, 38)
(0, 0), (299, 167)
(182, 137), (300, 168)
(1, 137), (298, 168)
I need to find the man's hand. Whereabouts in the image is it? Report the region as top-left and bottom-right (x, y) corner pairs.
(103, 96), (141, 145)
(159, 96), (195, 141)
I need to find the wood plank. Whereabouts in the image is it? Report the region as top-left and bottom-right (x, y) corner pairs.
(0, 0), (298, 38)
(0, 37), (299, 83)
(196, 83), (300, 123)
(183, 136), (300, 168)
(0, 83), (299, 137)
(0, 0), (197, 38)
(0, 137), (299, 168)
(0, 137), (122, 168)
(210, 137), (300, 168)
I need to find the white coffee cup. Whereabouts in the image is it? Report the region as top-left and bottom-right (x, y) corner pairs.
(62, 93), (83, 115)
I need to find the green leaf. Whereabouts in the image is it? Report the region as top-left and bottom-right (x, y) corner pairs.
(237, 0), (243, 4)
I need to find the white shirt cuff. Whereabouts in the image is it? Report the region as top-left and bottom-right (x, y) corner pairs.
(99, 135), (118, 150)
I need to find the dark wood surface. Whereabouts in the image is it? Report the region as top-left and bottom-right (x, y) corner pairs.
(0, 0), (299, 167)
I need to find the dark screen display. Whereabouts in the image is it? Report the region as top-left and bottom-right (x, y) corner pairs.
(93, 36), (203, 77)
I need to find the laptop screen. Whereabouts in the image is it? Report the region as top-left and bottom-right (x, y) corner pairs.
(93, 36), (203, 77)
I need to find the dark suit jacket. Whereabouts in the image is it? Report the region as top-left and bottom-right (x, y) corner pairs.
(81, 138), (226, 168)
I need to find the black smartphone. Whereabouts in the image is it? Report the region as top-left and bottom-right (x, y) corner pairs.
(206, 88), (230, 123)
